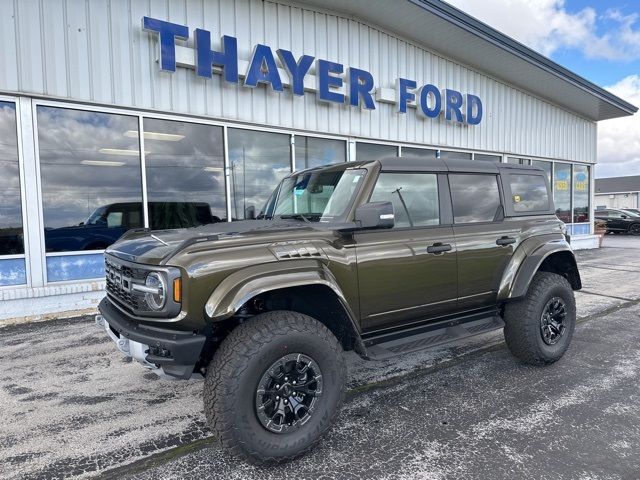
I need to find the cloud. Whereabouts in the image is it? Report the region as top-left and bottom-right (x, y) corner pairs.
(446, 0), (640, 60)
(597, 75), (640, 177)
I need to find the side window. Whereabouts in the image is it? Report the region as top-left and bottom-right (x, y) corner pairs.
(449, 174), (501, 223)
(509, 174), (549, 212)
(370, 173), (439, 228)
(106, 212), (123, 228)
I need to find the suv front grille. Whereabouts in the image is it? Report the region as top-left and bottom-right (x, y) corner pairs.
(105, 258), (151, 313)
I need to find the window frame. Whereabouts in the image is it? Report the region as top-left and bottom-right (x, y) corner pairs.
(500, 170), (554, 217)
(0, 95), (29, 289)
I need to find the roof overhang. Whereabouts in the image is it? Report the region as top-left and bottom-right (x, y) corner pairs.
(298, 0), (638, 121)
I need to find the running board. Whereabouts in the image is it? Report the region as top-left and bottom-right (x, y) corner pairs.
(363, 313), (504, 360)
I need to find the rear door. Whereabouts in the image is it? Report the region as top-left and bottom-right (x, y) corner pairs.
(449, 173), (519, 310)
(355, 171), (458, 331)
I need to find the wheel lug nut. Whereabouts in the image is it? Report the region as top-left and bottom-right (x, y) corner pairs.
(284, 376), (289, 381)
(292, 380), (297, 385)
(284, 399), (288, 404)
(276, 395), (280, 400)
(275, 384), (280, 389)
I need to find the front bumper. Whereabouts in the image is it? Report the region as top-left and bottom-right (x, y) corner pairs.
(97, 298), (206, 379)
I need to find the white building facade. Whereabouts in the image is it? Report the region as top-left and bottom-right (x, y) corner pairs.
(0, 0), (636, 320)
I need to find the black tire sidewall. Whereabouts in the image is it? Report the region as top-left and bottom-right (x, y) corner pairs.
(504, 272), (576, 365)
(206, 313), (346, 461)
(530, 283), (576, 361)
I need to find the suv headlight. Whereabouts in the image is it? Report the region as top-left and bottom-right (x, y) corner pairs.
(144, 272), (167, 311)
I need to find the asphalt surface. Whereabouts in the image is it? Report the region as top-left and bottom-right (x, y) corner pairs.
(1, 235), (639, 479)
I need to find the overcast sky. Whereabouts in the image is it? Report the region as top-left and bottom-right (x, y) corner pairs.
(446, 0), (640, 179)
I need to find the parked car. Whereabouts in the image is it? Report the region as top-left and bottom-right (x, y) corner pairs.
(594, 208), (640, 235)
(95, 158), (581, 463)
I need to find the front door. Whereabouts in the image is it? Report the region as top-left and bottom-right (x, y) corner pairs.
(355, 172), (458, 331)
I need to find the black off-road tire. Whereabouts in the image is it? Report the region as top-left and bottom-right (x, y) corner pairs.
(203, 310), (346, 464)
(503, 272), (576, 365)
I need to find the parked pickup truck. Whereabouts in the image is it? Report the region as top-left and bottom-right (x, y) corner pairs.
(96, 157), (581, 463)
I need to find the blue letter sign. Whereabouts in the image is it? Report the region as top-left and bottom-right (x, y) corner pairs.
(277, 50), (314, 96)
(348, 68), (376, 110)
(142, 17), (189, 72)
(195, 28), (239, 83)
(142, 17), (483, 125)
(244, 44), (283, 92)
(317, 60), (345, 104)
(397, 78), (417, 113)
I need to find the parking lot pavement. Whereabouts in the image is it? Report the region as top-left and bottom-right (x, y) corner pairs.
(1, 239), (639, 479)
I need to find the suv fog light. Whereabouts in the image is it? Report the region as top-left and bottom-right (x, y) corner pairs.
(145, 272), (167, 311)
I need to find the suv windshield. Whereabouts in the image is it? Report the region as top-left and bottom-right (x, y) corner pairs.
(267, 168), (366, 222)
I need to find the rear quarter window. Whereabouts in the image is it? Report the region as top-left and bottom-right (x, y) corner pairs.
(508, 173), (549, 212)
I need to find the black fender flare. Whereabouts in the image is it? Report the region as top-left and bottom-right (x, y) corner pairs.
(204, 259), (363, 351)
(497, 235), (580, 301)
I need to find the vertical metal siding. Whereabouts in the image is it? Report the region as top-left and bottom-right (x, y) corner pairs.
(2, 0), (597, 163)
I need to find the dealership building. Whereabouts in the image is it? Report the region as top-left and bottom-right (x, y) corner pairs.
(0, 0), (636, 320)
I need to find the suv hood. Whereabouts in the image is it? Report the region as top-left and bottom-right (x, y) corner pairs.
(106, 219), (327, 265)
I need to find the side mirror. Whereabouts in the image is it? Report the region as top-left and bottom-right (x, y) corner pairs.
(245, 206), (256, 220)
(621, 215), (628, 219)
(354, 201), (395, 229)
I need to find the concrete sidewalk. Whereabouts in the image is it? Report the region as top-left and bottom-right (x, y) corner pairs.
(1, 238), (639, 479)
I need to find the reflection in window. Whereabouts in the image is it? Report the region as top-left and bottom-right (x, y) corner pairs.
(573, 164), (590, 223)
(401, 147), (437, 159)
(531, 160), (552, 184)
(143, 118), (226, 229)
(439, 150), (472, 161)
(228, 129), (291, 220)
(450, 174), (501, 223)
(475, 154), (501, 162)
(356, 142), (397, 161)
(553, 163), (572, 223)
(37, 106), (143, 252)
(507, 157), (530, 165)
(509, 174), (549, 212)
(295, 136), (346, 170)
(273, 168), (365, 221)
(370, 173), (440, 228)
(0, 102), (24, 256)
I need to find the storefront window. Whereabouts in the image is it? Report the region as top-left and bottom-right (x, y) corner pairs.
(474, 154), (501, 162)
(228, 129), (291, 220)
(356, 142), (398, 160)
(573, 164), (590, 223)
(295, 136), (346, 170)
(401, 147), (438, 159)
(553, 163), (572, 223)
(0, 101), (24, 256)
(37, 106), (143, 252)
(531, 160), (552, 184)
(143, 118), (226, 229)
(507, 157), (530, 165)
(439, 150), (472, 161)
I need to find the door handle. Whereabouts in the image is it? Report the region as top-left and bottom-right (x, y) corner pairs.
(426, 243), (452, 254)
(496, 236), (517, 246)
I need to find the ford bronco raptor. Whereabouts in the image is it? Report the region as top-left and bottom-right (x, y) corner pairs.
(96, 157), (581, 463)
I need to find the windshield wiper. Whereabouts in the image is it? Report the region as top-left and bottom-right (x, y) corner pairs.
(278, 214), (312, 223)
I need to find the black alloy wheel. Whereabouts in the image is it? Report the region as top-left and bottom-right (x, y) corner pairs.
(630, 224), (640, 235)
(255, 353), (323, 433)
(540, 297), (567, 345)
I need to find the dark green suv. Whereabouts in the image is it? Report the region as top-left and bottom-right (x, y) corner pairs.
(96, 157), (581, 463)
